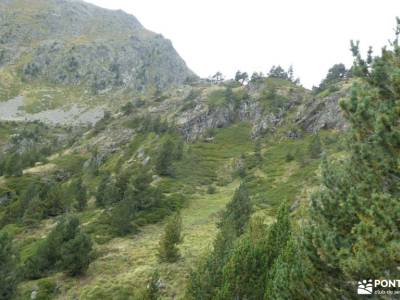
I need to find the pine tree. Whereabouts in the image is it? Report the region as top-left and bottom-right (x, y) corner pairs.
(24, 215), (92, 278)
(234, 71), (249, 85)
(308, 134), (322, 159)
(3, 153), (22, 177)
(70, 177), (87, 211)
(0, 233), (18, 300)
(109, 199), (136, 236)
(123, 172), (161, 211)
(306, 19), (400, 297)
(221, 184), (252, 236)
(174, 139), (184, 160)
(44, 185), (66, 217)
(60, 230), (92, 276)
(22, 196), (45, 226)
(95, 174), (120, 207)
(215, 218), (269, 300)
(265, 236), (317, 300)
(186, 184), (252, 299)
(158, 213), (183, 262)
(155, 139), (175, 176)
(214, 203), (296, 300)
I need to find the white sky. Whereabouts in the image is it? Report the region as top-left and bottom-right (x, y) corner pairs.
(84, 0), (400, 88)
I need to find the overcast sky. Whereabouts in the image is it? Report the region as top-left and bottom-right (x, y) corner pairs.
(84, 0), (400, 88)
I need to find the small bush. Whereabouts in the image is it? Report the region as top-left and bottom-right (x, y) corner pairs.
(35, 278), (58, 300)
(285, 152), (295, 162)
(207, 185), (216, 194)
(158, 213), (183, 263)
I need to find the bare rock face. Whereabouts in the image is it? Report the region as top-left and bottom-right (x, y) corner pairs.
(0, 0), (195, 93)
(295, 89), (349, 133)
(173, 82), (307, 141)
(176, 103), (236, 141)
(0, 0), (349, 142)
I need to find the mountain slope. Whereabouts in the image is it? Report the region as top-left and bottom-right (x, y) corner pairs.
(0, 0), (195, 104)
(0, 2), (354, 299)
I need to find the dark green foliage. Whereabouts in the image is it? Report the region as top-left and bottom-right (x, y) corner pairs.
(155, 139), (176, 176)
(211, 71), (224, 83)
(250, 71), (265, 83)
(219, 204), (293, 299)
(95, 173), (120, 207)
(308, 134), (322, 159)
(125, 115), (171, 134)
(0, 233), (18, 300)
(315, 63), (349, 93)
(65, 56), (79, 72)
(0, 179), (75, 227)
(260, 87), (290, 114)
(124, 172), (162, 210)
(1, 153), (23, 177)
(108, 199), (137, 236)
(214, 219), (267, 300)
(234, 70), (249, 85)
(306, 19), (400, 297)
(285, 152), (294, 162)
(207, 185), (216, 194)
(188, 202), (316, 300)
(70, 177), (87, 211)
(158, 213), (183, 262)
(22, 196), (45, 226)
(186, 184), (252, 299)
(0, 123), (68, 177)
(86, 148), (100, 176)
(267, 65), (291, 81)
(220, 184), (251, 236)
(22, 62), (40, 78)
(174, 139), (184, 160)
(43, 185), (66, 217)
(24, 216), (92, 279)
(106, 171), (163, 236)
(236, 165), (246, 179)
(91, 75), (107, 94)
(121, 101), (134, 116)
(264, 236), (318, 300)
(60, 228), (93, 276)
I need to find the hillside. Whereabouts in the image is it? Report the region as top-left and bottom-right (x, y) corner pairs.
(1, 1), (397, 300)
(0, 3), (349, 299)
(0, 73), (349, 299)
(0, 0), (195, 118)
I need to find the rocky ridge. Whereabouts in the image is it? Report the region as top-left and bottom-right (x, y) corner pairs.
(0, 0), (195, 100)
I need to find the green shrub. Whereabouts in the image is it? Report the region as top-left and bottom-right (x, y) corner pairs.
(24, 216), (93, 279)
(158, 213), (183, 263)
(308, 134), (322, 159)
(285, 152), (295, 162)
(35, 278), (58, 300)
(207, 185), (216, 194)
(0, 232), (18, 300)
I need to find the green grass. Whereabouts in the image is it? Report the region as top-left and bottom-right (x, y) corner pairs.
(52, 153), (87, 174)
(173, 123), (253, 187)
(8, 117), (341, 300)
(207, 88), (229, 109)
